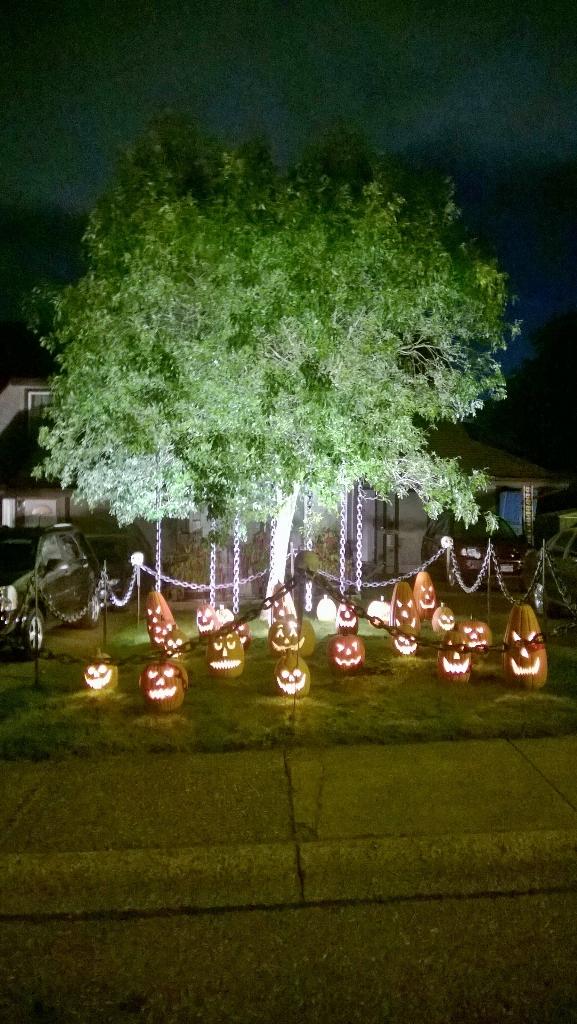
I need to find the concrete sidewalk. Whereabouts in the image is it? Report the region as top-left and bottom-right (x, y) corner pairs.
(1, 736), (577, 917)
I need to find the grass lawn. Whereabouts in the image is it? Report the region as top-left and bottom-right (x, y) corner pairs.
(1, 587), (576, 760)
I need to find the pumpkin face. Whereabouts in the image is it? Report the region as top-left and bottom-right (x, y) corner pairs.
(216, 605), (234, 626)
(316, 594), (337, 622)
(503, 604), (547, 688)
(437, 629), (472, 682)
(413, 571), (437, 620)
(432, 605), (456, 634)
(366, 595), (390, 626)
(196, 603), (218, 636)
(390, 581), (421, 637)
(268, 617), (316, 657)
(162, 624), (188, 657)
(275, 652), (311, 697)
(335, 602), (359, 635)
(146, 591), (176, 647)
(328, 634), (365, 671)
(84, 653), (118, 691)
(269, 585), (297, 625)
(393, 631), (418, 656)
(460, 619), (492, 653)
(206, 631), (245, 678)
(139, 661), (187, 711)
(234, 621), (252, 650)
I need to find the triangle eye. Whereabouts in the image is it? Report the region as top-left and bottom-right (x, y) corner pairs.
(512, 630), (521, 642)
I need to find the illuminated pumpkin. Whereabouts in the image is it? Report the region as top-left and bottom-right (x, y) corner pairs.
(206, 630), (245, 678)
(275, 652), (311, 697)
(196, 603), (218, 636)
(84, 652), (118, 691)
(269, 585), (297, 625)
(393, 631), (418, 656)
(139, 661), (187, 711)
(234, 621), (252, 650)
(503, 604), (547, 688)
(460, 619), (492, 654)
(390, 581), (421, 638)
(216, 605), (234, 626)
(335, 601), (359, 635)
(268, 617), (316, 657)
(316, 594), (337, 622)
(328, 634), (365, 672)
(366, 595), (390, 626)
(146, 591), (176, 647)
(437, 629), (472, 683)
(413, 571), (437, 620)
(162, 624), (188, 657)
(432, 605), (456, 634)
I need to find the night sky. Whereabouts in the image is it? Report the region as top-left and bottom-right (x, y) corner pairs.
(2, 0), (577, 370)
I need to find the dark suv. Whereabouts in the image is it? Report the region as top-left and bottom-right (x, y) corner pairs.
(421, 512), (528, 586)
(0, 524), (101, 654)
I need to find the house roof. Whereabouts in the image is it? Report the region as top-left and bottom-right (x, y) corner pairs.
(429, 422), (566, 488)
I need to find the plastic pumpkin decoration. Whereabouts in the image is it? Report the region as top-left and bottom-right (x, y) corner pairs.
(366, 595), (390, 626)
(328, 634), (365, 672)
(146, 591), (176, 647)
(437, 629), (472, 682)
(216, 604), (234, 627)
(503, 604), (547, 688)
(234, 621), (252, 650)
(196, 603), (218, 636)
(139, 661), (188, 711)
(432, 605), (456, 634)
(335, 601), (359, 635)
(390, 581), (420, 656)
(206, 630), (245, 678)
(268, 617), (315, 657)
(413, 571), (437, 620)
(84, 652), (118, 691)
(275, 652), (311, 697)
(460, 619), (492, 653)
(316, 594), (337, 622)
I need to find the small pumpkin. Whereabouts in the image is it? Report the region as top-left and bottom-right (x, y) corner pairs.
(146, 591), (176, 647)
(413, 571), (437, 620)
(390, 581), (421, 653)
(393, 631), (418, 656)
(216, 604), (234, 626)
(432, 605), (456, 634)
(437, 629), (472, 682)
(460, 619), (492, 653)
(328, 634), (365, 672)
(84, 652), (118, 691)
(335, 601), (359, 635)
(268, 617), (316, 657)
(316, 594), (337, 622)
(196, 603), (218, 636)
(275, 652), (311, 697)
(503, 604), (547, 688)
(162, 624), (188, 657)
(206, 630), (245, 678)
(139, 660), (188, 711)
(366, 595), (390, 626)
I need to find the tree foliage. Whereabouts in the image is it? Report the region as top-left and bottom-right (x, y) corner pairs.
(36, 115), (512, 530)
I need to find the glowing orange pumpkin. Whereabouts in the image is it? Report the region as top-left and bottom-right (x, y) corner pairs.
(366, 595), (390, 626)
(206, 630), (245, 678)
(328, 634), (365, 671)
(269, 584), (297, 625)
(503, 604), (547, 688)
(432, 605), (456, 633)
(84, 652), (118, 691)
(146, 591), (176, 647)
(162, 624), (188, 657)
(460, 619), (492, 653)
(413, 571), (437, 620)
(275, 652), (311, 697)
(390, 581), (420, 656)
(437, 629), (472, 683)
(335, 601), (359, 635)
(139, 661), (188, 711)
(196, 603), (218, 636)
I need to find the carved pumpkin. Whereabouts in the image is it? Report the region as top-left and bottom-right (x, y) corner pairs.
(206, 630), (245, 678)
(437, 629), (472, 683)
(328, 634), (365, 671)
(216, 604), (234, 626)
(316, 594), (337, 622)
(413, 571), (437, 620)
(366, 595), (390, 626)
(268, 617), (315, 657)
(139, 661), (188, 711)
(393, 631), (418, 656)
(146, 591), (176, 647)
(460, 619), (492, 653)
(234, 621), (252, 650)
(196, 603), (218, 636)
(503, 604), (547, 688)
(335, 601), (359, 635)
(84, 652), (118, 691)
(162, 624), (188, 657)
(432, 605), (456, 634)
(269, 584), (297, 625)
(390, 581), (421, 640)
(275, 652), (311, 697)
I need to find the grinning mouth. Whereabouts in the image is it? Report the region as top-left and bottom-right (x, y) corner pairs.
(510, 656), (541, 676)
(279, 681), (305, 694)
(335, 657), (361, 669)
(148, 686), (178, 700)
(441, 657), (469, 675)
(86, 670), (112, 690)
(210, 659), (242, 670)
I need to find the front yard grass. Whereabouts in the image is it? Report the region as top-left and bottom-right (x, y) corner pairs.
(1, 588), (576, 760)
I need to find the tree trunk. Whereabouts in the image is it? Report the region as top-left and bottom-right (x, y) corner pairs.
(262, 483), (300, 616)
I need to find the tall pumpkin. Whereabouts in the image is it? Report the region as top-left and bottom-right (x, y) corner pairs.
(503, 604), (547, 688)
(390, 580), (420, 656)
(146, 591), (176, 647)
(412, 571), (437, 620)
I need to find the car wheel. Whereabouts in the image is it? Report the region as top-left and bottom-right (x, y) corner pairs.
(23, 609), (44, 656)
(76, 590), (101, 629)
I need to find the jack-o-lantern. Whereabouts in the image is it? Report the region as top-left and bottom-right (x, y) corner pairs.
(335, 601), (359, 635)
(146, 591), (176, 647)
(275, 652), (311, 697)
(460, 619), (492, 654)
(216, 605), (234, 626)
(206, 630), (245, 678)
(390, 581), (421, 642)
(317, 594), (337, 622)
(503, 604), (547, 688)
(234, 621), (252, 650)
(328, 634), (365, 672)
(367, 595), (390, 626)
(269, 584), (297, 625)
(437, 629), (472, 683)
(268, 617), (316, 657)
(432, 605), (456, 634)
(196, 603), (218, 636)
(393, 631), (418, 656)
(413, 571), (437, 620)
(84, 652), (118, 691)
(139, 661), (188, 711)
(162, 624), (188, 657)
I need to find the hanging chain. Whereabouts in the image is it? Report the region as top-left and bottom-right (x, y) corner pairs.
(355, 483), (363, 594)
(448, 541), (492, 594)
(545, 550), (577, 616)
(155, 519), (162, 592)
(490, 546), (543, 605)
(269, 515), (277, 581)
(317, 544), (445, 589)
(105, 566), (138, 608)
(339, 489), (347, 596)
(209, 526), (217, 607)
(304, 492), (313, 612)
(232, 514), (241, 615)
(39, 576), (99, 624)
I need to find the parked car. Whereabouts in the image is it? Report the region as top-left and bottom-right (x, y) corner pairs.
(0, 523), (101, 654)
(522, 527), (577, 616)
(421, 512), (528, 587)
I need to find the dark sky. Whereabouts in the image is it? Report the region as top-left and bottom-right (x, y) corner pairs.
(2, 0), (577, 370)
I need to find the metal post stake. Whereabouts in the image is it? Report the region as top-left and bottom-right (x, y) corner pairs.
(486, 541), (492, 622)
(102, 560), (108, 650)
(541, 538), (547, 633)
(33, 567), (40, 689)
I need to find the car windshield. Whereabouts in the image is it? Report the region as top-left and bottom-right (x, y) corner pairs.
(0, 538), (36, 576)
(463, 518), (518, 541)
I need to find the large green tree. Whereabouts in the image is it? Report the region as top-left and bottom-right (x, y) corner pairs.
(36, 117), (512, 583)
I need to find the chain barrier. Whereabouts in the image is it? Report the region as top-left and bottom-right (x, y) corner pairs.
(155, 519), (162, 592)
(339, 489), (347, 596)
(355, 485), (363, 594)
(209, 530), (216, 607)
(448, 541), (492, 594)
(304, 492), (313, 613)
(38, 576), (99, 625)
(490, 546), (544, 606)
(318, 544), (445, 590)
(232, 514), (241, 615)
(104, 566), (138, 608)
(545, 550), (577, 617)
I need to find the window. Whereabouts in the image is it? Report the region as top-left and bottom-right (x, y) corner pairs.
(26, 389), (51, 420)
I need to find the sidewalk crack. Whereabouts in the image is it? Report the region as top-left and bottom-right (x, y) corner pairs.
(508, 738), (577, 814)
(282, 749), (305, 901)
